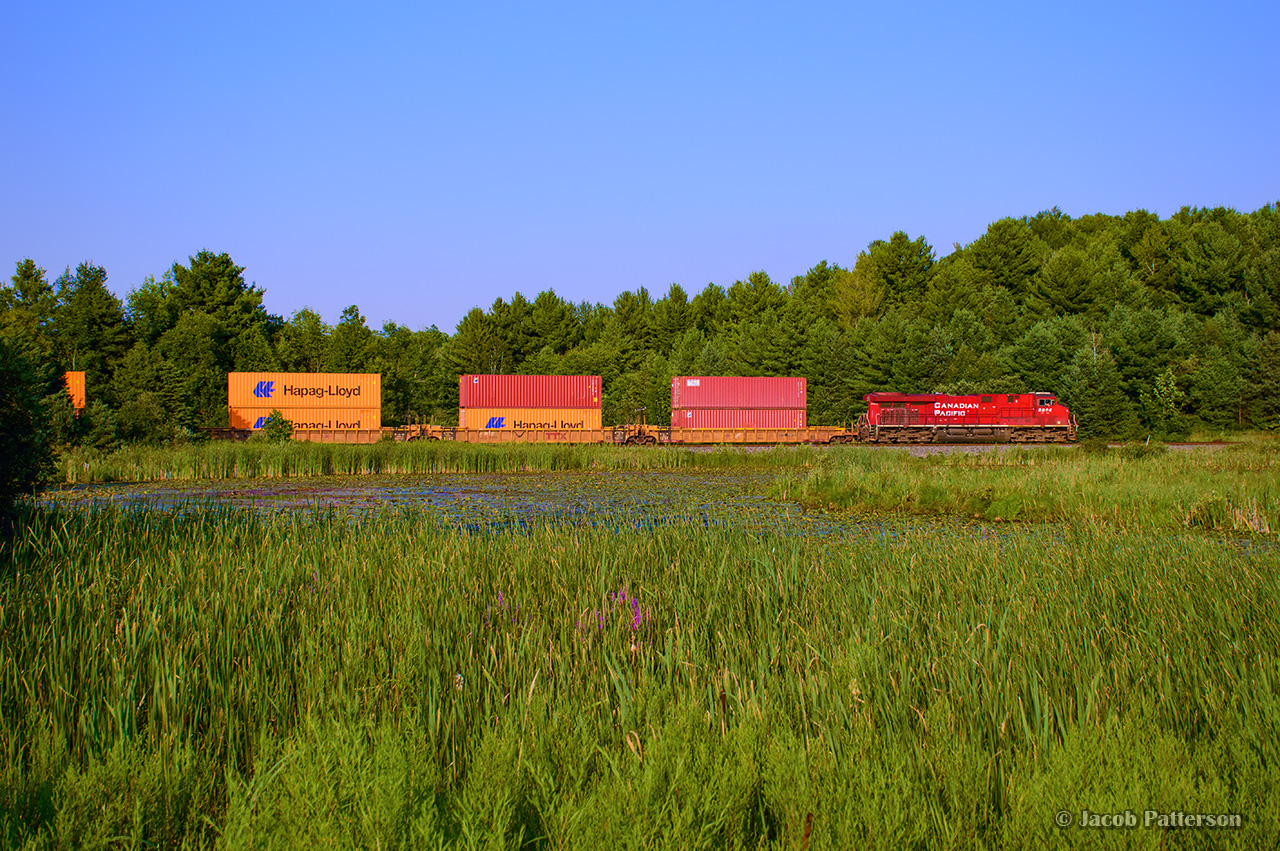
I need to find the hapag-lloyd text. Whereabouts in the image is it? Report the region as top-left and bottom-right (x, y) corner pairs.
(282, 384), (363, 399)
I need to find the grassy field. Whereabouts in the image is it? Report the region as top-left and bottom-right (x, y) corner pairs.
(774, 440), (1280, 534)
(1, 503), (1276, 848)
(56, 441), (826, 483)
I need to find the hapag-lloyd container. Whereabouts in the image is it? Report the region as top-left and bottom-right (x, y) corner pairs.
(228, 373), (381, 409)
(671, 376), (806, 409)
(64, 371), (85, 410)
(229, 407), (382, 430)
(459, 375), (601, 409)
(459, 407), (602, 430)
(672, 408), (807, 429)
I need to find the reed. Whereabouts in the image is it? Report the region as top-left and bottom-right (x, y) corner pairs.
(56, 442), (825, 483)
(1, 502), (1276, 847)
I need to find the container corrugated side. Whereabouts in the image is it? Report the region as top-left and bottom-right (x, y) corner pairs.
(64, 371), (86, 410)
(671, 408), (807, 429)
(229, 407), (382, 430)
(228, 373), (381, 408)
(459, 407), (603, 430)
(671, 377), (806, 409)
(459, 375), (602, 408)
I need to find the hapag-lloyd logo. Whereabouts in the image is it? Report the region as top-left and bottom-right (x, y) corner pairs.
(254, 381), (275, 398)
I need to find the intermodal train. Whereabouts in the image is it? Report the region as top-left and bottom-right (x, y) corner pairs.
(213, 373), (1077, 445)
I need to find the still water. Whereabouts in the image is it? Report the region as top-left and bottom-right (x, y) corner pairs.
(47, 470), (968, 541)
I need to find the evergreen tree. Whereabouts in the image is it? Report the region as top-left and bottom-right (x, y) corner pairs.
(0, 334), (54, 524)
(1, 259), (57, 357)
(1246, 331), (1280, 429)
(51, 263), (130, 396)
(527, 290), (581, 355)
(650, 283), (691, 355)
(966, 217), (1044, 298)
(1062, 343), (1137, 439)
(1188, 348), (1241, 430)
(852, 231), (935, 305)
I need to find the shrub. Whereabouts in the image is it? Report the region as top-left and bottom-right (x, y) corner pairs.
(257, 410), (294, 443)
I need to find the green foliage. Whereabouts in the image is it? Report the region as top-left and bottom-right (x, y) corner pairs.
(0, 335), (55, 522)
(256, 409), (295, 443)
(326, 304), (376, 371)
(1141, 367), (1188, 439)
(51, 262), (130, 395)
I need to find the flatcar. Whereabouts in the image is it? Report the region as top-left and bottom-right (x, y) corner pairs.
(858, 392), (1076, 444)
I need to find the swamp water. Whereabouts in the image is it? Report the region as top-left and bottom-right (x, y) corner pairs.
(48, 469), (999, 543)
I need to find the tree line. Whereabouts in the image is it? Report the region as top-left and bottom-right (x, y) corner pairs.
(3, 204), (1279, 462)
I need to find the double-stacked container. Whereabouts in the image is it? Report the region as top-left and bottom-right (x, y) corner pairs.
(64, 371), (85, 412)
(228, 373), (382, 430)
(671, 376), (807, 429)
(459, 375), (602, 430)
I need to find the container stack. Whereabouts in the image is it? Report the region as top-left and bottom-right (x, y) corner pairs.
(63, 371), (85, 413)
(228, 373), (382, 430)
(459, 375), (602, 430)
(671, 376), (807, 428)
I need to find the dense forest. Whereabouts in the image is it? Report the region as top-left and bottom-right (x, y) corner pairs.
(3, 204), (1279, 448)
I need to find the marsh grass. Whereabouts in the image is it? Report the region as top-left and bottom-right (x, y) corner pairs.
(1, 503), (1276, 847)
(776, 442), (1280, 534)
(57, 442), (825, 484)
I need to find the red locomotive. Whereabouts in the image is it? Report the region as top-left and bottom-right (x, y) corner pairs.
(858, 392), (1077, 444)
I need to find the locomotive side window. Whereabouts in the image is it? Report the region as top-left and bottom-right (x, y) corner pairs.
(1038, 399), (1054, 406)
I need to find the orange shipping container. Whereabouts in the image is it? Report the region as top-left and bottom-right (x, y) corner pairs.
(64, 371), (86, 410)
(459, 407), (603, 431)
(230, 407), (382, 430)
(228, 373), (381, 409)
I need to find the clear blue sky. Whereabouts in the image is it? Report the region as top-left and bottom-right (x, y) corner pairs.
(4, 1), (1277, 333)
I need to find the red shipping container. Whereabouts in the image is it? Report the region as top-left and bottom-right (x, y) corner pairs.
(671, 377), (807, 409)
(672, 408), (807, 429)
(459, 375), (602, 408)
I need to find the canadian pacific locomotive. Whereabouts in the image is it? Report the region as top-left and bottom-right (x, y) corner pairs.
(858, 392), (1077, 444)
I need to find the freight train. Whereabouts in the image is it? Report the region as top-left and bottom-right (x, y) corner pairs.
(214, 373), (1076, 445)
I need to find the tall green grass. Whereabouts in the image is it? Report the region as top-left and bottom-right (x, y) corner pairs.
(776, 442), (1280, 534)
(2, 503), (1276, 847)
(57, 442), (824, 483)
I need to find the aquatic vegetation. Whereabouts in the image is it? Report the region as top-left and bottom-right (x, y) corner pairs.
(56, 441), (826, 483)
(1, 501), (1276, 847)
